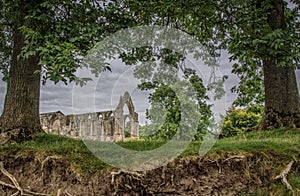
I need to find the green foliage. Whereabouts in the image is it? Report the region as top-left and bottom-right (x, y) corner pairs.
(111, 26), (215, 141)
(226, 0), (300, 106)
(124, 0), (300, 109)
(122, 0), (300, 108)
(1, 0), (299, 105)
(231, 61), (264, 107)
(0, 0), (137, 83)
(137, 71), (212, 141)
(220, 106), (263, 138)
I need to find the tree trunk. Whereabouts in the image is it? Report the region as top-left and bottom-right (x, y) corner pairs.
(0, 27), (42, 145)
(261, 60), (300, 129)
(260, 0), (300, 129)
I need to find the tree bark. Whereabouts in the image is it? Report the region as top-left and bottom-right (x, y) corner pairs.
(261, 60), (300, 129)
(0, 27), (42, 145)
(260, 0), (300, 129)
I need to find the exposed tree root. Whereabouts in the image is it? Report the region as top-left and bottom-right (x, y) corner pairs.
(57, 188), (62, 196)
(41, 155), (61, 181)
(111, 170), (143, 184)
(65, 190), (72, 196)
(207, 159), (221, 173)
(259, 110), (300, 130)
(274, 159), (295, 194)
(56, 188), (73, 196)
(111, 170), (145, 195)
(0, 162), (50, 195)
(0, 127), (42, 146)
(41, 155), (61, 169)
(224, 155), (246, 163)
(0, 179), (16, 189)
(207, 155), (246, 173)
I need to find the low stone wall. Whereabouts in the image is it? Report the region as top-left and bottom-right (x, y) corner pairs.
(40, 111), (118, 141)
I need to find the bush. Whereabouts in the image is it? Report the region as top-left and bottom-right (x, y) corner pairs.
(220, 106), (263, 138)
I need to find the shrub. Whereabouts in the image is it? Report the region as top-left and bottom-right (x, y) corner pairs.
(220, 106), (263, 138)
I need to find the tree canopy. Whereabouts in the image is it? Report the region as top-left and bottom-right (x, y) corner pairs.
(123, 0), (300, 129)
(0, 0), (138, 83)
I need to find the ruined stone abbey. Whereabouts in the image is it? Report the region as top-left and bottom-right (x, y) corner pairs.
(40, 92), (139, 142)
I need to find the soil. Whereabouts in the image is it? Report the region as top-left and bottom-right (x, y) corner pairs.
(0, 150), (298, 195)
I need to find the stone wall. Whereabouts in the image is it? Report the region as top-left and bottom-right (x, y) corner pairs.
(40, 92), (139, 142)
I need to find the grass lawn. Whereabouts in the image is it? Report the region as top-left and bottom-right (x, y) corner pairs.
(0, 128), (299, 171)
(0, 128), (299, 194)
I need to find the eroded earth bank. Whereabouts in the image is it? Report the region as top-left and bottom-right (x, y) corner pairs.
(0, 150), (299, 195)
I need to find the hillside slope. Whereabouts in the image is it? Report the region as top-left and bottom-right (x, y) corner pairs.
(0, 128), (299, 195)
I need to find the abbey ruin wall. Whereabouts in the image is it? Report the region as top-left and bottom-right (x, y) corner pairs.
(40, 92), (139, 142)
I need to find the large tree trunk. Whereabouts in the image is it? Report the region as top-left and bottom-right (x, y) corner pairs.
(260, 0), (300, 129)
(0, 27), (42, 145)
(261, 60), (300, 129)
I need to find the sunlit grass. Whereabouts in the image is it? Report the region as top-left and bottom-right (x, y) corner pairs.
(182, 128), (300, 157)
(0, 128), (299, 173)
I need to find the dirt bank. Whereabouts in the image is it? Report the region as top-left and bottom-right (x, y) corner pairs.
(0, 150), (298, 195)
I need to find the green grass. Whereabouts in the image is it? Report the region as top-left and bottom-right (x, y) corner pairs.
(117, 140), (166, 151)
(211, 128), (300, 156)
(0, 128), (299, 173)
(181, 128), (300, 157)
(0, 134), (110, 173)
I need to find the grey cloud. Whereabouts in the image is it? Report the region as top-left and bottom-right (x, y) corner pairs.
(40, 82), (73, 114)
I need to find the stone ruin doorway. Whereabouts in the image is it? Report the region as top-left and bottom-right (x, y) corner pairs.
(114, 92), (139, 141)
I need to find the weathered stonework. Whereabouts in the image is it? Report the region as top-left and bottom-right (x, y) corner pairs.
(40, 92), (139, 142)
